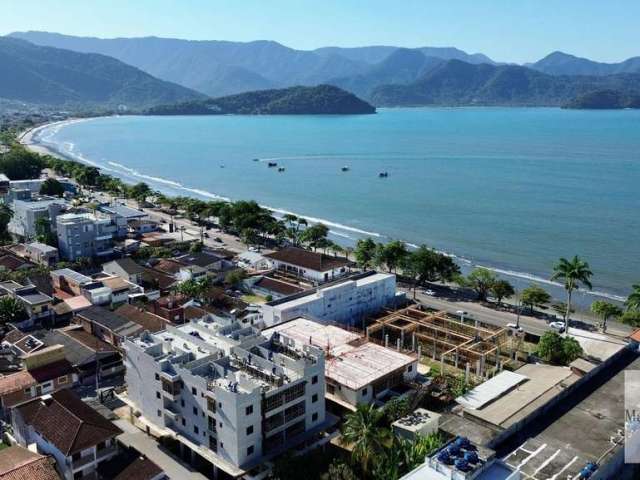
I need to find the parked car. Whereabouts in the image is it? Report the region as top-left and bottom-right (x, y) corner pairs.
(506, 323), (524, 333)
(549, 321), (565, 333)
(424, 289), (436, 296)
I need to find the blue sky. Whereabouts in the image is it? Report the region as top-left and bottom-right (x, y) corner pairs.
(1, 0), (638, 63)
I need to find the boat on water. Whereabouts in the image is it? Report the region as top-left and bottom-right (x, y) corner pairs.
(267, 162), (278, 167)
(341, 166), (350, 172)
(379, 171), (389, 178)
(278, 167), (286, 172)
(252, 158), (260, 162)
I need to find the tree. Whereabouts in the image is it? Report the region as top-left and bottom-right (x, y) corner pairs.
(590, 300), (622, 333)
(551, 256), (593, 333)
(128, 182), (152, 206)
(0, 203), (13, 241)
(340, 404), (390, 477)
(626, 284), (640, 311)
(283, 214), (307, 247)
(354, 238), (377, 270)
(620, 310), (640, 327)
(537, 331), (583, 365)
(0, 296), (28, 327)
(300, 223), (329, 251)
(175, 278), (210, 303)
(0, 147), (45, 179)
(520, 285), (551, 313)
(402, 245), (460, 297)
(490, 279), (515, 305)
(375, 240), (408, 273)
(224, 269), (247, 289)
(464, 268), (498, 301)
(39, 178), (65, 197)
(34, 217), (56, 246)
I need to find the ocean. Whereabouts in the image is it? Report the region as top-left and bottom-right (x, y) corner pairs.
(35, 107), (640, 306)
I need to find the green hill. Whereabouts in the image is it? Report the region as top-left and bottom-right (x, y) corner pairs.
(0, 37), (204, 108)
(146, 85), (375, 115)
(564, 90), (640, 109)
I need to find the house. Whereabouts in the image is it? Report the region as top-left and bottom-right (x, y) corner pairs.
(245, 276), (304, 300)
(12, 389), (122, 480)
(1, 328), (45, 357)
(114, 304), (168, 333)
(37, 326), (124, 386)
(75, 306), (142, 347)
(0, 445), (60, 480)
(260, 271), (399, 327)
(55, 213), (116, 261)
(102, 257), (145, 285)
(0, 281), (54, 329)
(50, 268), (92, 297)
(148, 295), (189, 324)
(0, 346), (75, 414)
(128, 218), (160, 235)
(25, 242), (59, 266)
(264, 247), (351, 284)
(236, 251), (270, 271)
(98, 275), (143, 306)
(0, 248), (34, 272)
(51, 295), (93, 326)
(139, 266), (178, 293)
(175, 250), (230, 281)
(97, 447), (164, 480)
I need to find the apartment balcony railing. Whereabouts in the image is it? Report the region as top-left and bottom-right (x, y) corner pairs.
(96, 445), (118, 460)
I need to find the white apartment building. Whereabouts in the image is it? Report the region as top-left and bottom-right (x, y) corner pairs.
(123, 317), (329, 478)
(260, 271), (400, 328)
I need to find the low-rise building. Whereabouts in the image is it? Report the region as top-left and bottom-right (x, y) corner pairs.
(50, 268), (93, 297)
(128, 218), (160, 235)
(98, 203), (147, 238)
(264, 317), (418, 409)
(264, 247), (351, 284)
(75, 306), (142, 347)
(56, 212), (117, 261)
(25, 242), (59, 266)
(123, 316), (329, 477)
(0, 445), (60, 480)
(102, 257), (145, 285)
(0, 280), (53, 329)
(175, 250), (231, 282)
(12, 389), (122, 480)
(260, 271), (399, 327)
(0, 346), (75, 414)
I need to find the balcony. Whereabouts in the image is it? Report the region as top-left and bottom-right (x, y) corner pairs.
(71, 453), (95, 469)
(96, 445), (117, 460)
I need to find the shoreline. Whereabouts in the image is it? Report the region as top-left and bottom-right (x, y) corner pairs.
(21, 118), (628, 310)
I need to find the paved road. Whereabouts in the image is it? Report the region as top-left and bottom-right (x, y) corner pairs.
(407, 289), (633, 338)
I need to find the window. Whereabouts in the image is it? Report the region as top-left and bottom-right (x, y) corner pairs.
(74, 471), (83, 480)
(247, 445), (254, 456)
(181, 418), (186, 426)
(157, 409), (161, 417)
(207, 398), (216, 413)
(361, 387), (368, 396)
(312, 412), (318, 422)
(155, 373), (160, 380)
(192, 387), (197, 395)
(193, 406), (198, 416)
(245, 405), (253, 415)
(407, 365), (413, 372)
(312, 393), (318, 403)
(156, 392), (161, 399)
(181, 399), (185, 407)
(58, 376), (68, 385)
(194, 425), (199, 435)
(246, 425), (254, 435)
(311, 375), (318, 385)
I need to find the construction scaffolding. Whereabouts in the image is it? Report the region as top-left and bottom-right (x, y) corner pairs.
(366, 306), (512, 379)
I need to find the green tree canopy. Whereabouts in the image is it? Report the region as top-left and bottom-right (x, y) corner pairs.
(537, 331), (583, 365)
(520, 284), (551, 313)
(300, 223), (329, 251)
(490, 279), (515, 305)
(354, 238), (377, 270)
(375, 240), (408, 273)
(0, 296), (28, 326)
(590, 300), (622, 332)
(463, 267), (498, 301)
(551, 255), (593, 332)
(0, 147), (45, 180)
(626, 284), (640, 311)
(39, 178), (65, 197)
(620, 310), (640, 327)
(340, 404), (390, 476)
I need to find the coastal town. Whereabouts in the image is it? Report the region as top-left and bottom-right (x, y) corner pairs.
(0, 114), (637, 480)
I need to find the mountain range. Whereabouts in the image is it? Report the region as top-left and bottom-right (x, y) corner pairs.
(3, 31), (640, 109)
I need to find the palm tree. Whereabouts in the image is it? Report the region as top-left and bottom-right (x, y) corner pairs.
(590, 300), (622, 333)
(340, 404), (390, 477)
(551, 256), (593, 333)
(626, 284), (640, 311)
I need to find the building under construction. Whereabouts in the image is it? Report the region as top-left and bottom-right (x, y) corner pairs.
(366, 306), (513, 378)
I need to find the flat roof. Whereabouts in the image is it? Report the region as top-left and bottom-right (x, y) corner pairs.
(264, 317), (360, 355)
(51, 268), (92, 284)
(567, 327), (626, 362)
(456, 371), (529, 410)
(99, 203), (147, 219)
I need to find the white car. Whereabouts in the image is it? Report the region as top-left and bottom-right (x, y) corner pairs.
(549, 321), (565, 333)
(424, 289), (436, 296)
(506, 323), (524, 333)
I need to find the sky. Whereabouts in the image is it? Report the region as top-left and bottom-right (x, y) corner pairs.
(1, 0), (639, 64)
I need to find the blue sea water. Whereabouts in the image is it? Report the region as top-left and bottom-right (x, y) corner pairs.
(37, 108), (640, 304)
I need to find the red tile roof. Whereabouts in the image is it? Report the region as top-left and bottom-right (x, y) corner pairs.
(265, 247), (350, 272)
(113, 457), (163, 480)
(254, 276), (304, 296)
(116, 304), (167, 333)
(0, 445), (60, 480)
(629, 329), (640, 342)
(17, 389), (122, 456)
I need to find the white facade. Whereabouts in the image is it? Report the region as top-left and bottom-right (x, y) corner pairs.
(260, 272), (399, 328)
(123, 317), (327, 477)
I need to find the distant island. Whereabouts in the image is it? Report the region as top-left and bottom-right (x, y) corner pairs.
(563, 89), (640, 109)
(145, 85), (376, 115)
